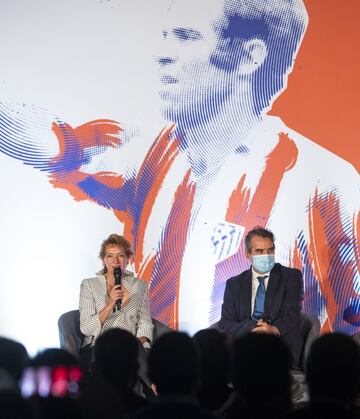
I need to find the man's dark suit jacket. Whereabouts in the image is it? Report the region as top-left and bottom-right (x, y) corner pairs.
(219, 263), (303, 368)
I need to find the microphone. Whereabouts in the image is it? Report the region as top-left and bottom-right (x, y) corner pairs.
(114, 267), (122, 311)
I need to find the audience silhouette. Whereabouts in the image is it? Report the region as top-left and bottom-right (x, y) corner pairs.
(130, 331), (217, 418)
(31, 348), (78, 368)
(82, 328), (148, 419)
(306, 332), (359, 407)
(285, 332), (360, 419)
(0, 337), (29, 392)
(1, 327), (360, 419)
(0, 337), (34, 418)
(93, 328), (140, 390)
(0, 391), (36, 419)
(353, 331), (360, 347)
(19, 348), (82, 419)
(193, 328), (232, 411)
(221, 333), (292, 419)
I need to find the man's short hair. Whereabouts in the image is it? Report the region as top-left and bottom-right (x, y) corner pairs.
(244, 226), (275, 253)
(213, 0), (308, 113)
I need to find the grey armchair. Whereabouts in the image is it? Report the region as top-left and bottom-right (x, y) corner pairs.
(58, 309), (172, 358)
(297, 311), (321, 371)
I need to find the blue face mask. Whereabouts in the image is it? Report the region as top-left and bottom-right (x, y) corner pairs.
(251, 254), (275, 274)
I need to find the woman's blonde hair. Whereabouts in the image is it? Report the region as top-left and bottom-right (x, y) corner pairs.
(99, 234), (134, 260)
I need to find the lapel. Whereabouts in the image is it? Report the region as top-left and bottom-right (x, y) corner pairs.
(240, 269), (253, 318)
(264, 263), (281, 314)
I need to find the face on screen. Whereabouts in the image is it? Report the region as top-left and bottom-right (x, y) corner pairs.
(156, 0), (237, 126)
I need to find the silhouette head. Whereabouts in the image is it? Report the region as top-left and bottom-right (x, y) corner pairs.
(148, 331), (200, 395)
(306, 332), (360, 406)
(232, 333), (292, 409)
(0, 337), (29, 382)
(193, 328), (230, 385)
(94, 328), (139, 390)
(31, 348), (78, 368)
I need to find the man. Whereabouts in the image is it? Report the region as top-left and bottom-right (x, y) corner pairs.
(219, 227), (303, 367)
(0, 0), (358, 337)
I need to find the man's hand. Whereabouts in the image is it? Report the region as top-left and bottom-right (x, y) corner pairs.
(252, 320), (280, 336)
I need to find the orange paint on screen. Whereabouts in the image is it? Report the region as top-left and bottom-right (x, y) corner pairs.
(226, 133), (298, 227)
(138, 254), (156, 285)
(52, 119), (122, 160)
(50, 119), (124, 201)
(307, 192), (336, 333)
(270, 0), (360, 172)
(226, 175), (249, 222)
(306, 190), (358, 332)
(290, 240), (303, 272)
(133, 126), (179, 273)
(92, 172), (124, 188)
(49, 170), (90, 201)
(114, 210), (135, 244)
(149, 169), (195, 329)
(173, 171), (195, 330)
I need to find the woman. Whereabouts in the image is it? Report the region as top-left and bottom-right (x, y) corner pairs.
(79, 234), (153, 369)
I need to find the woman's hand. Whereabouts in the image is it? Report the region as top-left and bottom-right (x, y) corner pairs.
(120, 285), (130, 307)
(99, 284), (131, 325)
(108, 284), (130, 308)
(108, 284), (123, 306)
